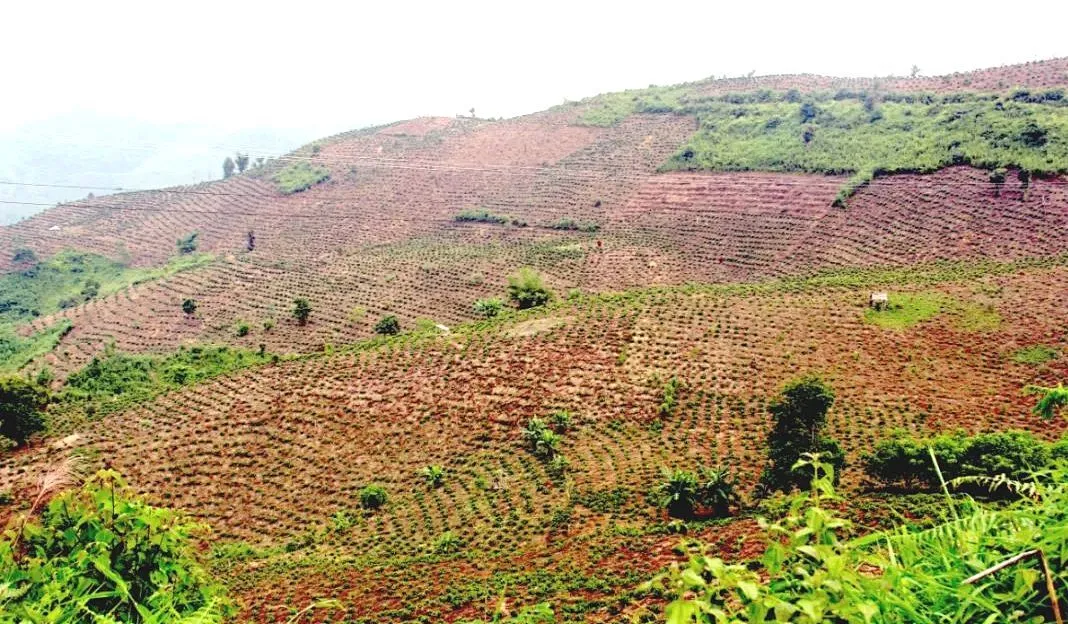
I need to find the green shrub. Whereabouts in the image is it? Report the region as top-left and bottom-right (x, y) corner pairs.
(421, 465), (446, 488)
(761, 376), (844, 492)
(434, 531), (462, 554)
(374, 315), (401, 335)
(177, 232), (199, 254)
(507, 268), (552, 310)
(473, 297), (504, 318)
(182, 298), (197, 315)
(522, 418), (561, 459)
(0, 376), (47, 444)
(358, 485), (388, 509)
(293, 298), (312, 325)
(549, 409), (573, 431)
(1012, 344), (1058, 365)
(235, 321), (250, 337)
(657, 468), (700, 518)
(657, 464), (739, 518)
(0, 470), (231, 622)
(454, 209), (510, 224)
(273, 162), (330, 194)
(658, 376), (682, 417)
(547, 217), (600, 232)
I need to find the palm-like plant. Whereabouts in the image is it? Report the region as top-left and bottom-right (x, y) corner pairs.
(421, 465), (446, 488)
(659, 468), (699, 518)
(697, 465), (739, 516)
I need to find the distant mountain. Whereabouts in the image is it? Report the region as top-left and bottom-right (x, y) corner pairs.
(0, 111), (318, 224)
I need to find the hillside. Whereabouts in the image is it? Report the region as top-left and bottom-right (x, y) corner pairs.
(2, 58), (1068, 623)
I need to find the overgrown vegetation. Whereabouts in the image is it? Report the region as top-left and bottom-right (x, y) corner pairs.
(507, 268), (553, 310)
(546, 217), (600, 233)
(0, 376), (47, 445)
(53, 344), (273, 421)
(1013, 344), (1059, 365)
(273, 162), (331, 194)
(473, 297), (505, 318)
(293, 297), (312, 325)
(374, 315), (401, 335)
(0, 470), (231, 622)
(862, 292), (945, 329)
(651, 455), (1068, 623)
(454, 209), (518, 225)
(656, 465), (738, 518)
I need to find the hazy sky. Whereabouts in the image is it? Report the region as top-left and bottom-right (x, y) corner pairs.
(5, 0), (1068, 145)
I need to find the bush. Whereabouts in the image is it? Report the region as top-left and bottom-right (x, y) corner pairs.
(273, 162), (330, 194)
(658, 468), (700, 518)
(761, 376), (844, 492)
(507, 268), (552, 310)
(0, 470), (231, 622)
(473, 297), (504, 318)
(454, 209), (510, 224)
(0, 376), (47, 444)
(864, 429), (1054, 490)
(235, 321), (250, 337)
(358, 485), (388, 509)
(374, 315), (400, 335)
(182, 298), (197, 315)
(434, 531), (462, 554)
(293, 298), (311, 325)
(549, 409), (572, 431)
(421, 465), (446, 488)
(523, 418), (561, 459)
(177, 232), (199, 254)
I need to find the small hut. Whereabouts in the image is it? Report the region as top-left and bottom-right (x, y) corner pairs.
(869, 292), (889, 311)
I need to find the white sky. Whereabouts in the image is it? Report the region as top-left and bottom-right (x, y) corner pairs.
(4, 0), (1068, 143)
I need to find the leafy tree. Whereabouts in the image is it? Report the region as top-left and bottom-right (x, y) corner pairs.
(222, 156), (235, 179)
(0, 376), (47, 445)
(473, 297), (504, 318)
(359, 485), (388, 509)
(989, 167), (1007, 196)
(0, 470), (232, 622)
(234, 153), (250, 173)
(910, 64), (921, 77)
(182, 298), (197, 315)
(697, 464), (739, 516)
(293, 298), (312, 325)
(507, 268), (553, 310)
(761, 376), (844, 492)
(177, 232), (199, 254)
(374, 315), (400, 335)
(799, 101), (819, 123)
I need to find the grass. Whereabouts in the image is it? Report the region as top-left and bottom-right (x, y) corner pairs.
(0, 250), (214, 329)
(454, 209), (512, 225)
(0, 320), (72, 375)
(273, 162), (331, 194)
(52, 344), (276, 425)
(1013, 344), (1059, 365)
(574, 86), (689, 127)
(863, 293), (946, 329)
(955, 302), (1002, 332)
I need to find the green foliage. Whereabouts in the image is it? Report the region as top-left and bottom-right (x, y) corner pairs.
(292, 297), (312, 325)
(56, 344), (272, 420)
(177, 232), (199, 254)
(358, 485), (388, 510)
(1029, 383), (1068, 420)
(374, 315), (401, 335)
(1012, 344), (1058, 365)
(234, 321), (250, 337)
(474, 297), (505, 319)
(657, 465), (739, 518)
(523, 418), (561, 459)
(507, 268), (553, 310)
(0, 376), (47, 444)
(0, 320), (72, 376)
(548, 409), (572, 432)
(273, 162), (330, 194)
(574, 85), (689, 126)
(546, 218), (600, 232)
(421, 465), (446, 488)
(455, 209), (511, 224)
(658, 376), (682, 417)
(0, 470), (231, 622)
(662, 95), (1068, 194)
(761, 376), (844, 492)
(0, 250), (211, 329)
(181, 299), (197, 316)
(222, 156), (235, 179)
(652, 457), (1068, 623)
(434, 530), (463, 554)
(863, 429), (1054, 489)
(863, 292), (945, 329)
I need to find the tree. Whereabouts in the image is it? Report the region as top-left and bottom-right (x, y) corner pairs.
(760, 376), (844, 493)
(246, 230), (256, 252)
(658, 468), (699, 518)
(696, 465), (739, 517)
(222, 156), (235, 179)
(177, 232), (199, 254)
(374, 315), (400, 335)
(989, 167), (1007, 197)
(799, 101), (819, 123)
(182, 298), (197, 315)
(1018, 168), (1033, 201)
(0, 376), (47, 445)
(293, 298), (312, 325)
(0, 470), (232, 622)
(507, 268), (553, 310)
(359, 485), (388, 509)
(235, 153), (250, 173)
(910, 64), (921, 78)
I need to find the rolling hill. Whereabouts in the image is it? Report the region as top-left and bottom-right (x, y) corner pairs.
(2, 58), (1068, 623)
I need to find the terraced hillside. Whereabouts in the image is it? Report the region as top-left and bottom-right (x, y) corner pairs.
(2, 58), (1068, 623)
